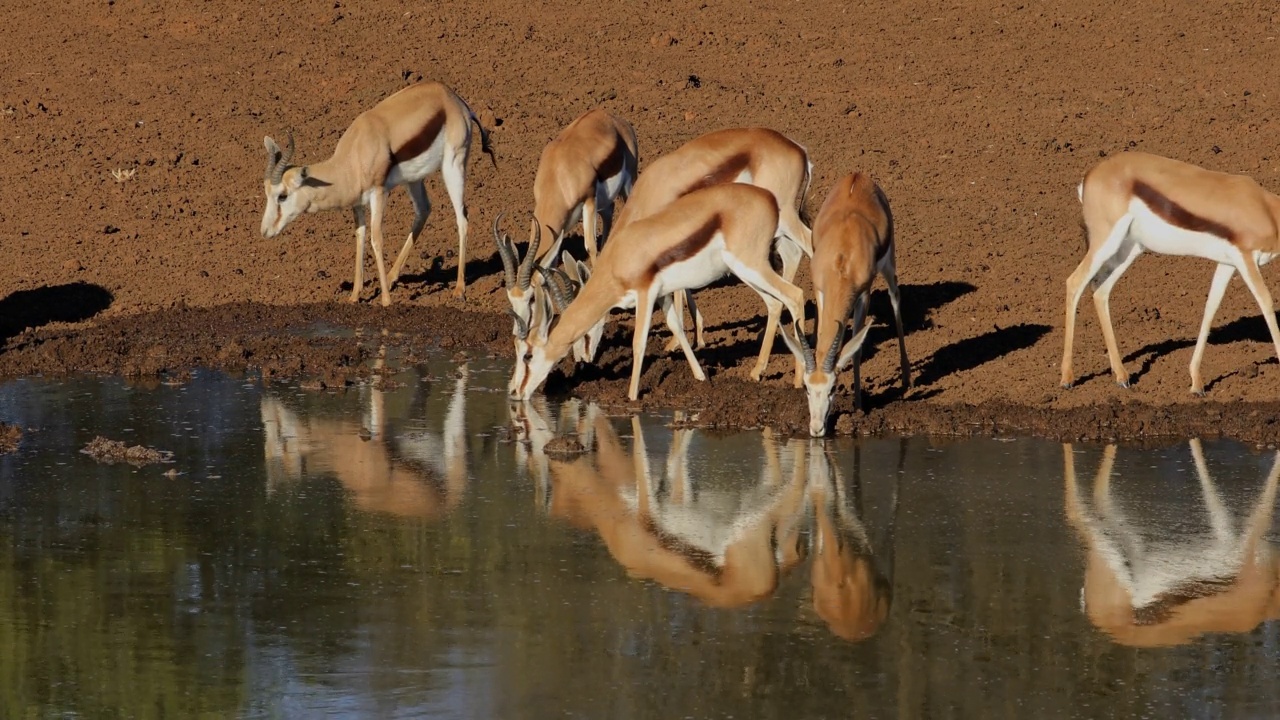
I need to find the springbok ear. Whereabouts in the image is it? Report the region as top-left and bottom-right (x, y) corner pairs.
(283, 168), (306, 191)
(560, 251), (580, 283)
(834, 324), (875, 372)
(264, 136), (280, 155)
(575, 259), (591, 281)
(779, 325), (806, 362)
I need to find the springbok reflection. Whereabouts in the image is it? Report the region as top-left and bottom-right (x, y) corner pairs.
(1064, 440), (1280, 647)
(260, 362), (469, 518)
(807, 445), (895, 642)
(511, 401), (897, 639)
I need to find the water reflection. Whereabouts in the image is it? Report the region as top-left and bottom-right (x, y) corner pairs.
(260, 363), (469, 518)
(513, 398), (895, 638)
(1064, 440), (1280, 647)
(1, 361), (1279, 717)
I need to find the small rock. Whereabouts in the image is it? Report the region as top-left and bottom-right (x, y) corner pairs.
(62, 259), (83, 272)
(81, 436), (173, 466)
(545, 436), (586, 459)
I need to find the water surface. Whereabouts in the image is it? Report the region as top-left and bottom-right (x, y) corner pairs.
(1, 358), (1278, 719)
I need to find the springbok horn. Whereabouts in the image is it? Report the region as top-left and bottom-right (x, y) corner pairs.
(517, 218), (541, 290)
(536, 266), (573, 313)
(821, 324), (846, 374)
(507, 309), (529, 341)
(269, 131), (295, 185)
(551, 266), (580, 300)
(794, 326), (816, 374)
(494, 213), (517, 289)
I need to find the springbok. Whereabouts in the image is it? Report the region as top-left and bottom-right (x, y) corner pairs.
(1062, 151), (1280, 394)
(781, 172), (911, 435)
(261, 81), (495, 303)
(260, 359), (469, 518)
(1063, 440), (1280, 646)
(508, 183), (805, 402)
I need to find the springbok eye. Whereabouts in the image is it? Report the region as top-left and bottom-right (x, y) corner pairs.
(277, 192), (288, 202)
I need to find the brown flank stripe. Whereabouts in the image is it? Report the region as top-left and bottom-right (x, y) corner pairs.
(687, 152), (752, 194)
(646, 215), (722, 282)
(391, 109), (447, 165)
(596, 133), (627, 181)
(1132, 181), (1235, 241)
(641, 515), (723, 578)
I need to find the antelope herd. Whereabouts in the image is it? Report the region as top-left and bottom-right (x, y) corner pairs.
(260, 79), (1280, 434)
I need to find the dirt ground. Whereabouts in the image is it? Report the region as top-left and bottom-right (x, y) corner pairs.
(4, 0), (1280, 443)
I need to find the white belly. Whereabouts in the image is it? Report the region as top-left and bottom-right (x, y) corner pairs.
(651, 235), (729, 296)
(385, 134), (446, 187)
(1128, 197), (1239, 264)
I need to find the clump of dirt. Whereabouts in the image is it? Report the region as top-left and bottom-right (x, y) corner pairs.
(80, 436), (174, 466)
(0, 423), (22, 454)
(544, 436), (587, 459)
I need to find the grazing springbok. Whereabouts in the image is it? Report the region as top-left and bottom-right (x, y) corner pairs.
(260, 81), (494, 303)
(508, 183), (806, 402)
(1063, 440), (1280, 647)
(503, 127), (813, 379)
(1062, 151), (1280, 394)
(495, 110), (638, 350)
(260, 359), (469, 518)
(527, 404), (810, 608)
(781, 172), (911, 436)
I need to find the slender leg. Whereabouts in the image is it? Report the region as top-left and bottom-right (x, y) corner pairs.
(629, 292), (657, 401)
(350, 206), (368, 303)
(441, 156), (470, 298)
(631, 416), (654, 518)
(1090, 239), (1143, 387)
(599, 193), (616, 251)
(1188, 263), (1235, 394)
(1189, 438), (1235, 541)
(662, 294), (706, 381)
(850, 292), (869, 411)
(1061, 216), (1133, 388)
(882, 249), (912, 390)
(388, 181), (430, 286)
(367, 189), (394, 307)
(583, 194), (599, 263)
(1234, 251), (1280, 371)
(751, 237), (805, 381)
(689, 291), (706, 350)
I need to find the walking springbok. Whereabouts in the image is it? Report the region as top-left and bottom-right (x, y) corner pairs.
(781, 172), (911, 435)
(261, 81), (494, 303)
(1062, 151), (1280, 394)
(1063, 440), (1280, 646)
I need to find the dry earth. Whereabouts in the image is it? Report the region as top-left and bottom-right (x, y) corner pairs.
(4, 0), (1280, 442)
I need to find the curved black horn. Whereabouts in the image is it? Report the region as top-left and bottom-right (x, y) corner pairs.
(821, 324), (846, 374)
(494, 213), (517, 289)
(517, 218), (541, 290)
(794, 326), (816, 374)
(507, 309), (529, 341)
(269, 131), (295, 185)
(537, 266), (574, 312)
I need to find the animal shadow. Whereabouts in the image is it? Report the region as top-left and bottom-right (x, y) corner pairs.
(0, 282), (113, 345)
(1093, 311), (1280, 388)
(913, 323), (1051, 388)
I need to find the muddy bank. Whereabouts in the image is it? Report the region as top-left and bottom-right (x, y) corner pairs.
(2, 303), (1277, 445)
